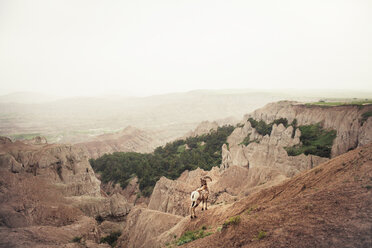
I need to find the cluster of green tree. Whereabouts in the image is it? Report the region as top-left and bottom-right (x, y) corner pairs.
(247, 117), (289, 136)
(89, 125), (235, 196)
(285, 123), (336, 158)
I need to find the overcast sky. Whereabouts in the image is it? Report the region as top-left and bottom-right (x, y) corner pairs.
(0, 0), (371, 97)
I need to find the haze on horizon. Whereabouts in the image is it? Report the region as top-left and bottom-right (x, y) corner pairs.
(0, 0), (371, 97)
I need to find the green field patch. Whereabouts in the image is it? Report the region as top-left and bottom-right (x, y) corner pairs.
(306, 99), (372, 107)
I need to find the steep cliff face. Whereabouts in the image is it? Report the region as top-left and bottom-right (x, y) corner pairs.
(226, 125), (327, 177)
(69, 193), (132, 221)
(101, 177), (150, 207)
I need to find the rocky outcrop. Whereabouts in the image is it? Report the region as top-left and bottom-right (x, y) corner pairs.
(265, 124), (301, 147)
(0, 138), (124, 247)
(117, 208), (183, 248)
(0, 170), (82, 228)
(221, 144), (233, 170)
(101, 177), (150, 207)
(0, 139), (101, 197)
(227, 142), (328, 177)
(0, 153), (23, 173)
(69, 193), (132, 220)
(148, 177), (195, 216)
(177, 167), (221, 187)
(359, 117), (372, 146)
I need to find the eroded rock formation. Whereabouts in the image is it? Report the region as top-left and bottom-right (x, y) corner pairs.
(0, 138), (129, 247)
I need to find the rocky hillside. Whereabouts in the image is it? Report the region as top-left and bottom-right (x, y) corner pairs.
(117, 144), (372, 248)
(0, 137), (132, 247)
(181, 144), (372, 248)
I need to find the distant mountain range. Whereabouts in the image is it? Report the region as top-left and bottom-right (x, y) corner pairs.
(0, 89), (371, 144)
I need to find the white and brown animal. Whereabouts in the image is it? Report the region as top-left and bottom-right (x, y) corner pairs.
(190, 176), (212, 218)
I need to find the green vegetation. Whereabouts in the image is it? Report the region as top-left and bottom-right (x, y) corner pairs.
(290, 118), (298, 138)
(240, 134), (251, 146)
(240, 136), (259, 146)
(176, 228), (213, 246)
(222, 215), (241, 228)
(285, 123), (336, 158)
(100, 231), (121, 247)
(306, 99), (372, 107)
(9, 133), (41, 140)
(72, 236), (82, 243)
(255, 230), (267, 240)
(90, 125), (235, 196)
(236, 123), (245, 128)
(244, 205), (257, 215)
(361, 111), (372, 125)
(247, 117), (288, 136)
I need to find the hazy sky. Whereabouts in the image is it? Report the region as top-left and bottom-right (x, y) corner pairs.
(0, 0), (371, 97)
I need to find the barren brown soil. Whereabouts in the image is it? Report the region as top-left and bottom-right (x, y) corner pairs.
(181, 144), (372, 248)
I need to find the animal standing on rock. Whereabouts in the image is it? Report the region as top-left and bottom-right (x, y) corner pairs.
(190, 176), (212, 219)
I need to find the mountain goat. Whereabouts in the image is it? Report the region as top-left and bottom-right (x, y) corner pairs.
(190, 176), (212, 219)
